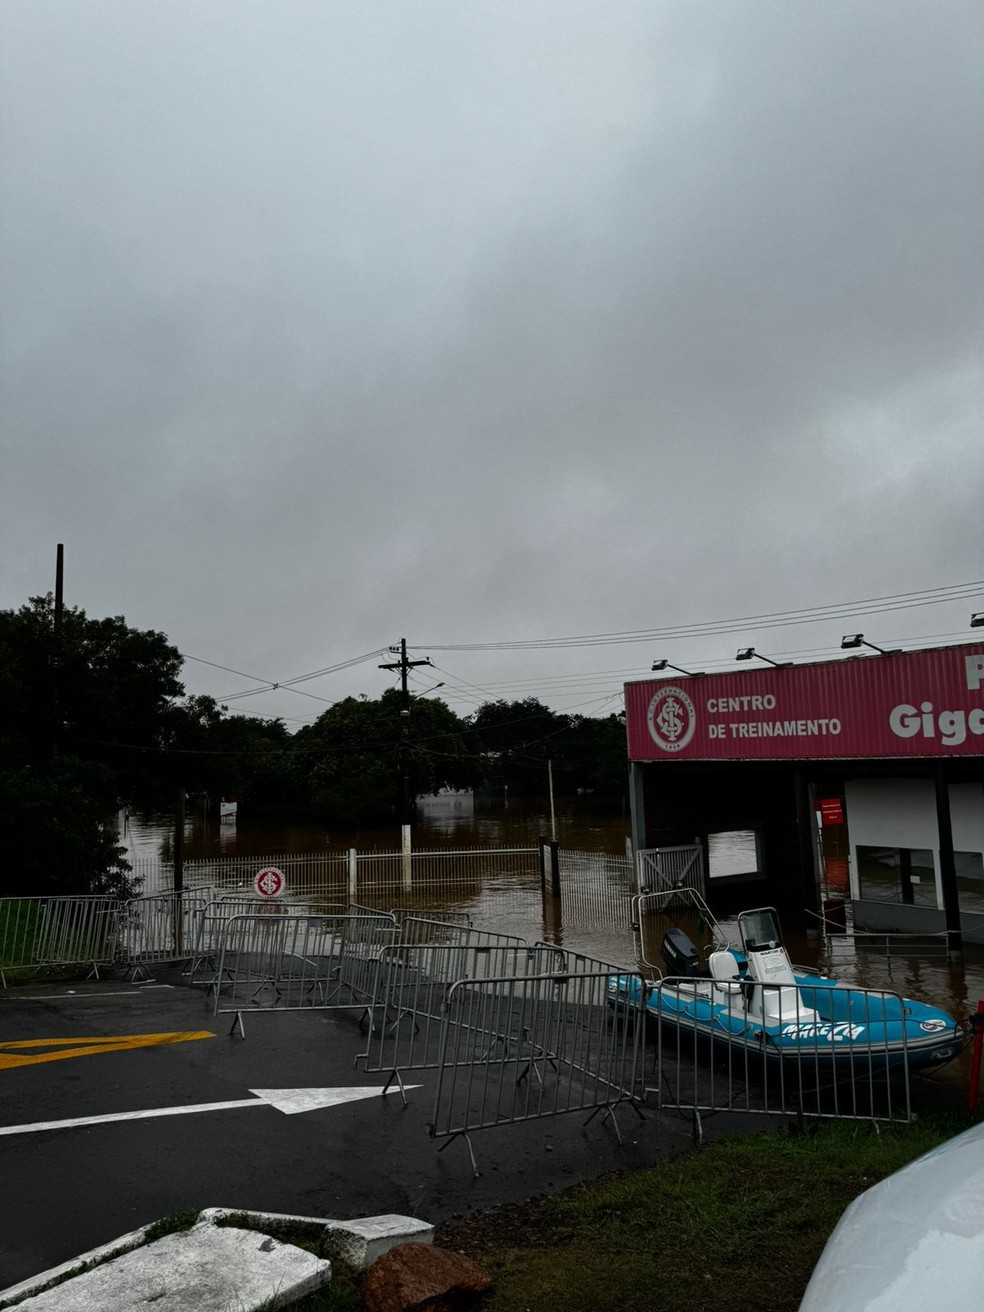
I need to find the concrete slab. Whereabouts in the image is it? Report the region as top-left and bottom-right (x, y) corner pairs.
(198, 1208), (434, 1271)
(10, 1224), (331, 1312)
(322, 1214), (434, 1270)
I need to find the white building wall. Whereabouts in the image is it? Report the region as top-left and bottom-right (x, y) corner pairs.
(844, 777), (984, 904)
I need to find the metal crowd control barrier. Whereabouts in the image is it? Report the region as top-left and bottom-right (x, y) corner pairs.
(118, 891), (212, 978)
(430, 962), (648, 1175)
(211, 912), (398, 1035)
(650, 977), (913, 1136)
(185, 898), (346, 988)
(359, 930), (555, 1101)
(388, 908), (472, 928)
(0, 896), (122, 984)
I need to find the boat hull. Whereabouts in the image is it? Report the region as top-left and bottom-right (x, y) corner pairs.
(608, 975), (965, 1076)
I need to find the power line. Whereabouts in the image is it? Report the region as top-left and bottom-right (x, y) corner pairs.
(416, 580), (984, 651)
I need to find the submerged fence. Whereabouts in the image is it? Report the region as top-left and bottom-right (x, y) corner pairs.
(128, 846), (545, 904)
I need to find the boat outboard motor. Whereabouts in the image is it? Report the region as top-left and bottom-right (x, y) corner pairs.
(661, 927), (703, 978)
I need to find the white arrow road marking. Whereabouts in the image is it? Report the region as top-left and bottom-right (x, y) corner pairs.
(0, 1086), (418, 1137)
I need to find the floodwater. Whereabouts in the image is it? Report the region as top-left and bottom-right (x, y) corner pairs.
(120, 795), (984, 1098)
(120, 792), (630, 862)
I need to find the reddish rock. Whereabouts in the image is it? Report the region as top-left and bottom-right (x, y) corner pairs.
(362, 1241), (492, 1312)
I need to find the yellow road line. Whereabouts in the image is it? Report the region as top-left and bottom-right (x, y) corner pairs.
(0, 1031), (215, 1070)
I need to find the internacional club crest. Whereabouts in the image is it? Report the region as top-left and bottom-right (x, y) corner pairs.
(647, 685), (697, 753)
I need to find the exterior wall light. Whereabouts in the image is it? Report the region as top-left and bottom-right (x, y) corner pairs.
(841, 634), (901, 655)
(652, 659), (703, 676)
(735, 648), (792, 668)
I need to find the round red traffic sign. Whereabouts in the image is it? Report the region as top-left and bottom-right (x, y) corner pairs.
(254, 866), (285, 898)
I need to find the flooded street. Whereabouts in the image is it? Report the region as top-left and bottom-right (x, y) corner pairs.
(120, 796), (984, 1099)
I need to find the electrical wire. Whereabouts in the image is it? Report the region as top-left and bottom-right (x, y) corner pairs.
(416, 580), (984, 651)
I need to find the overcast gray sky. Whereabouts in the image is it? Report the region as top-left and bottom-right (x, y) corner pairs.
(2, 1), (982, 727)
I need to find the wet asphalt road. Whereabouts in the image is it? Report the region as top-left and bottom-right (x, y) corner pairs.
(0, 968), (698, 1290)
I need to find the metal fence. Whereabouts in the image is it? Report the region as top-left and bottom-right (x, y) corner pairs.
(116, 891), (214, 978)
(360, 925), (555, 1099)
(650, 977), (914, 1130)
(0, 896), (122, 984)
(185, 898), (349, 988)
(210, 912), (399, 1034)
(430, 957), (649, 1175)
(129, 846), (542, 903)
(558, 850), (634, 927)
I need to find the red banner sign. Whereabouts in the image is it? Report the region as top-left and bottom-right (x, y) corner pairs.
(625, 644), (984, 762)
(819, 798), (845, 826)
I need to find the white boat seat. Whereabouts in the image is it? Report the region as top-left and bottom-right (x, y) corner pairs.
(708, 950), (743, 1001)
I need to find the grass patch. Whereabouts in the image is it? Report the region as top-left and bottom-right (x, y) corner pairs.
(211, 1213), (363, 1309)
(142, 1209), (202, 1243)
(434, 1112), (979, 1312)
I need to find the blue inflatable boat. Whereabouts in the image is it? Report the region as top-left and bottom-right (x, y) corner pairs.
(609, 905), (966, 1076)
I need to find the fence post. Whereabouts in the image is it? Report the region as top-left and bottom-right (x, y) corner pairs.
(539, 839), (561, 902)
(348, 848), (358, 903)
(401, 830), (412, 891)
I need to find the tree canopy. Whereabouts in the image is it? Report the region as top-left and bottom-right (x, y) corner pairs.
(0, 592), (630, 893)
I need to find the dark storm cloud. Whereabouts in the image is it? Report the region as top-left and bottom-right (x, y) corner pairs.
(2, 1), (981, 717)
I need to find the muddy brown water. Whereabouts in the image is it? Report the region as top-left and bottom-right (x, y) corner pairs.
(122, 798), (984, 1101)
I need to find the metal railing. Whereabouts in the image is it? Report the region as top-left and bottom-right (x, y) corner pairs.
(430, 957), (649, 1175)
(650, 977), (914, 1131)
(185, 898), (349, 989)
(360, 925), (553, 1099)
(632, 887), (727, 975)
(117, 891), (213, 978)
(0, 896), (122, 984)
(210, 912), (399, 1034)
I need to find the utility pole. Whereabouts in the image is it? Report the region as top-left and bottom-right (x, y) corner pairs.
(51, 544), (64, 759)
(379, 639), (432, 884)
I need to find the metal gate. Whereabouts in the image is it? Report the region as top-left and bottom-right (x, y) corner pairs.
(637, 845), (704, 895)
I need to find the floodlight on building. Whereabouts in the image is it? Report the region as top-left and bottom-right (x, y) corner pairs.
(841, 634), (900, 655)
(651, 659), (703, 676)
(971, 614), (984, 628)
(735, 647), (792, 668)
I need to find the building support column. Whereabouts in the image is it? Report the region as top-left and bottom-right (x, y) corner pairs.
(934, 764), (963, 959)
(628, 761), (646, 894)
(793, 770), (820, 912)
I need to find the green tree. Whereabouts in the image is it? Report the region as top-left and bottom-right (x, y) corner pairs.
(164, 696), (296, 808)
(295, 690), (472, 826)
(550, 713), (628, 798)
(0, 595), (186, 894)
(470, 698), (567, 795)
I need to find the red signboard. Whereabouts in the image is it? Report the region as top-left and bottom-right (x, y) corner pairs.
(625, 644), (984, 763)
(819, 798), (845, 826)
